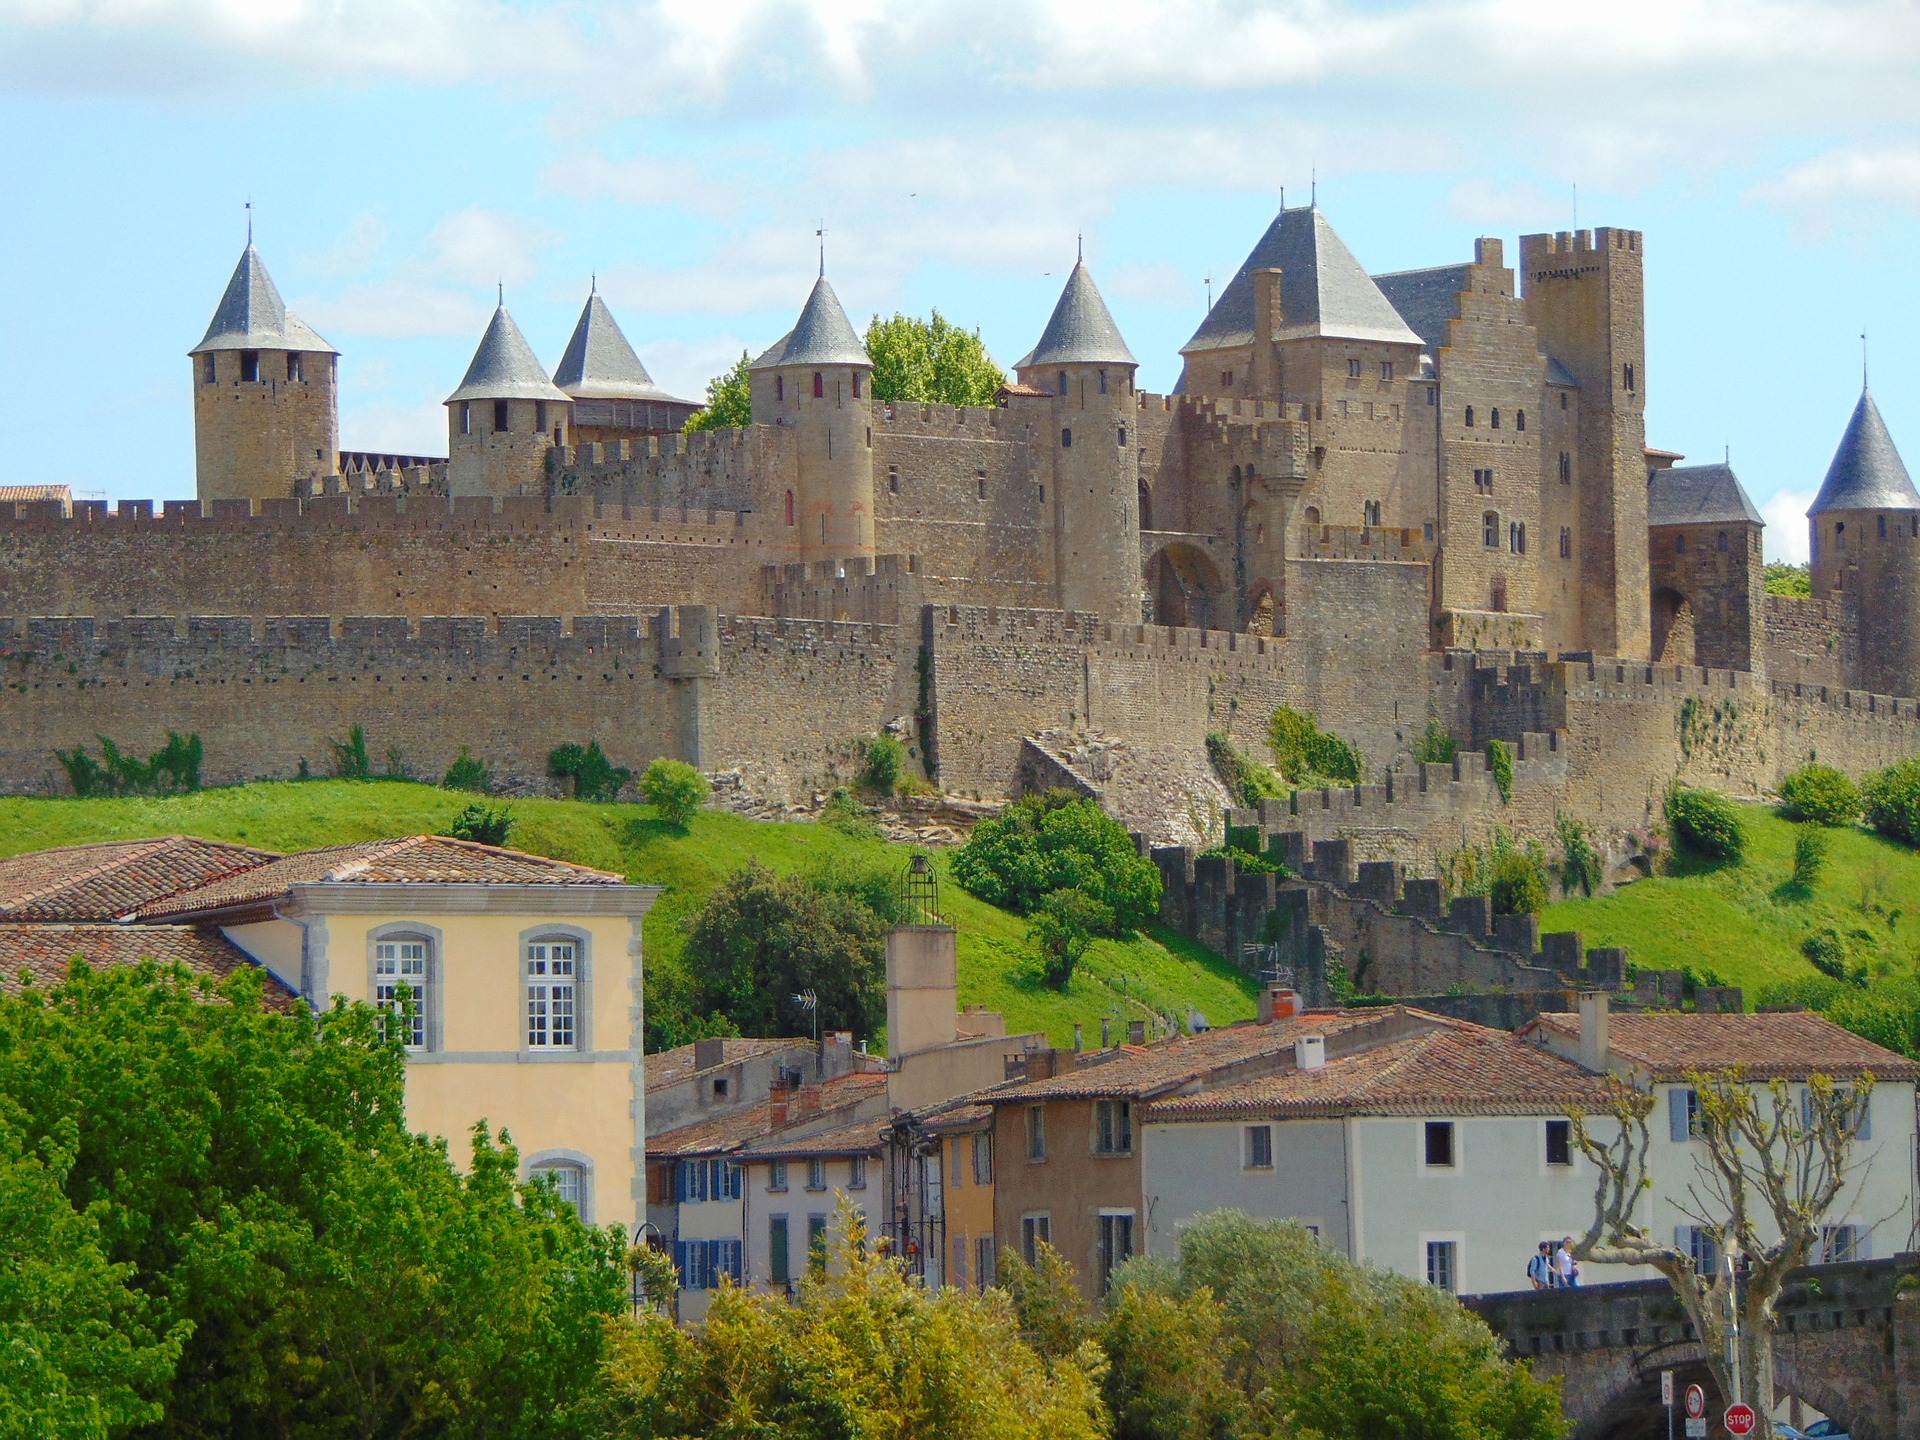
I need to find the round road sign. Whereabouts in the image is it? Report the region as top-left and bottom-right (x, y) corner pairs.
(1725, 1403), (1758, 1437)
(1685, 1386), (1707, 1420)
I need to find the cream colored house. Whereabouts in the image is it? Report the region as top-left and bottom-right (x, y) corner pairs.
(0, 834), (658, 1227)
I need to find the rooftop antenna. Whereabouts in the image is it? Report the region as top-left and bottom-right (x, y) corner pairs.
(816, 220), (826, 277)
(590, 272), (597, 295)
(245, 198), (252, 246)
(1204, 271), (1212, 312)
(1310, 167), (1317, 208)
(497, 280), (503, 307)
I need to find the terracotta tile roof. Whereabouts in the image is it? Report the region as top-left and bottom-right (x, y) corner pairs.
(1526, 1011), (1920, 1082)
(919, 1101), (993, 1132)
(0, 923), (300, 1011)
(0, 484), (70, 503)
(648, 1073), (888, 1158)
(139, 835), (626, 918)
(741, 1113), (887, 1160)
(983, 1010), (1401, 1103)
(1149, 1024), (1613, 1122)
(0, 836), (278, 921)
(644, 1037), (807, 1093)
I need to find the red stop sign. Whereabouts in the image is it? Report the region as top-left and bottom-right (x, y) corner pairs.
(1725, 1403), (1757, 1436)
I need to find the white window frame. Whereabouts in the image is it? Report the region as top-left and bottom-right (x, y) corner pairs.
(848, 1154), (868, 1190)
(972, 1132), (994, 1185)
(1092, 1099), (1134, 1155)
(806, 1156), (827, 1192)
(369, 924), (440, 1052)
(1245, 1123), (1274, 1170)
(1422, 1234), (1462, 1293)
(1420, 1119), (1460, 1172)
(767, 1159), (789, 1193)
(523, 929), (589, 1052)
(523, 1148), (595, 1224)
(1020, 1212), (1051, 1266)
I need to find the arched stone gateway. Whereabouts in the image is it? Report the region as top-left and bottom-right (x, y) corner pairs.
(1146, 542), (1226, 629)
(1652, 586), (1697, 665)
(1464, 1259), (1920, 1440)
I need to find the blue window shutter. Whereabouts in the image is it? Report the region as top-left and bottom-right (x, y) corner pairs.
(675, 1162), (688, 1204)
(725, 1239), (743, 1283)
(1668, 1088), (1690, 1142)
(674, 1240), (688, 1284)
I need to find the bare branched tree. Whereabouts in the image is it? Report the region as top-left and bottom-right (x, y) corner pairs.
(1569, 1066), (1873, 1436)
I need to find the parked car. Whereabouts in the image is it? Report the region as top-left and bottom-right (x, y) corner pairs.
(1804, 1420), (1848, 1440)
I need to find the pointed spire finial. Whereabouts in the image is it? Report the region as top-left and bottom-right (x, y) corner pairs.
(1863, 331), (1870, 391)
(1077, 232), (1083, 263)
(245, 198), (252, 246)
(497, 280), (503, 307)
(816, 220), (826, 278)
(591, 272), (597, 295)
(1311, 167), (1316, 208)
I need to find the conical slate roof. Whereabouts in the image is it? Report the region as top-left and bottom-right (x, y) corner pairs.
(750, 277), (870, 371)
(1184, 206), (1420, 354)
(552, 293), (691, 403)
(191, 244), (335, 355)
(445, 306), (572, 405)
(1015, 261), (1136, 370)
(1648, 463), (1765, 528)
(1809, 389), (1918, 514)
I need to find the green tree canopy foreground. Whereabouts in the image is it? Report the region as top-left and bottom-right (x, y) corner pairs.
(952, 790), (1162, 932)
(0, 960), (628, 1438)
(684, 351), (752, 432)
(589, 1209), (1108, 1440)
(866, 310), (1007, 406)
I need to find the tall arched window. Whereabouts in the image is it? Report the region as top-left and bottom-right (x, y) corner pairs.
(1057, 371), (1068, 396)
(1515, 409), (1526, 431)
(526, 937), (578, 1050)
(1465, 406), (1476, 427)
(812, 372), (824, 399)
(1491, 408), (1501, 429)
(372, 933), (434, 1051)
(1482, 511), (1499, 548)
(1509, 521), (1526, 554)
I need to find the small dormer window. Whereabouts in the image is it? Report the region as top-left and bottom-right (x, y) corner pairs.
(201, 353), (217, 384)
(494, 400), (510, 433)
(813, 372), (824, 399)
(240, 350), (260, 383)
(1057, 371), (1068, 396)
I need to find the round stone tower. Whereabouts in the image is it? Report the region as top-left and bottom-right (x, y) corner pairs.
(190, 242), (338, 504)
(445, 301), (573, 499)
(1808, 386), (1920, 697)
(748, 274), (875, 560)
(1014, 258), (1143, 624)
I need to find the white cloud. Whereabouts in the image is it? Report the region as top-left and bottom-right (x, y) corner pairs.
(296, 283), (489, 340)
(1745, 146), (1920, 235)
(338, 396), (449, 457)
(1761, 487), (1814, 564)
(636, 334), (757, 404)
(1105, 262), (1196, 310)
(428, 207), (558, 290)
(306, 211), (387, 278)
(1445, 178), (1572, 231)
(541, 152), (740, 218)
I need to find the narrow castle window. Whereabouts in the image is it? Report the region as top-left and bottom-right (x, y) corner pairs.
(820, 515), (827, 544)
(888, 465), (899, 494)
(978, 472), (987, 500)
(776, 375), (784, 402)
(1364, 500), (1381, 526)
(784, 490), (795, 526)
(536, 401), (547, 433)
(1058, 371), (1068, 397)
(1304, 506), (1321, 527)
(1381, 361), (1394, 381)
(1560, 526), (1572, 558)
(1348, 358), (1362, 378)
(554, 425), (564, 446)
(813, 372), (823, 399)
(1062, 428), (1072, 449)
(201, 353), (217, 384)
(1912, 516), (1917, 539)
(1491, 408), (1501, 429)
(852, 372), (862, 399)
(240, 350), (260, 383)
(460, 402), (471, 436)
(1623, 363), (1635, 392)
(494, 400), (510, 433)
(1509, 521), (1526, 554)
(1482, 511), (1499, 548)
(1465, 406), (1475, 427)
(1560, 391), (1568, 409)
(1721, 530), (1732, 551)
(1426, 387), (1436, 407)
(1098, 369), (1108, 395)
(287, 353), (304, 382)
(1676, 533), (1686, 553)
(1039, 485), (1045, 503)
(1117, 426), (1127, 447)
(1221, 370), (1234, 388)
(1879, 515), (1887, 539)
(1515, 409), (1525, 431)
(1559, 451), (1571, 483)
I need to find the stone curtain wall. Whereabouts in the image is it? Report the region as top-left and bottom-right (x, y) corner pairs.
(1764, 593), (1859, 689)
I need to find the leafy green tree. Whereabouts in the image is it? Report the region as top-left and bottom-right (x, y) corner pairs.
(1765, 561), (1812, 597)
(1408, 719), (1457, 766)
(1779, 762), (1860, 826)
(993, 1241), (1092, 1361)
(865, 311), (1007, 407)
(1666, 785), (1745, 862)
(440, 800), (514, 846)
(638, 757), (708, 829)
(952, 791), (1162, 930)
(683, 351), (752, 432)
(1489, 849), (1546, 915)
(1169, 1210), (1564, 1440)
(1099, 1259), (1248, 1440)
(1863, 756), (1920, 845)
(685, 864), (890, 1038)
(550, 741), (634, 803)
(861, 732), (906, 796)
(1029, 887), (1113, 988)
(0, 1123), (182, 1439)
(592, 1209), (1108, 1440)
(1791, 823), (1829, 890)
(0, 960), (627, 1438)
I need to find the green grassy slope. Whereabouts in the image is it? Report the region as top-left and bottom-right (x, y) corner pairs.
(1543, 806), (1920, 996)
(0, 782), (1256, 1047)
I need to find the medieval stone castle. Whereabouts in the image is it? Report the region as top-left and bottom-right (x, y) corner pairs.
(2, 205), (1915, 873)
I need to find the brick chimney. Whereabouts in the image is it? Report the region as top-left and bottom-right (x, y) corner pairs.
(1259, 986), (1300, 1023)
(1578, 991), (1611, 1073)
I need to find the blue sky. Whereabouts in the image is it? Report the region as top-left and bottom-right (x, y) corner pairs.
(2, 0), (1916, 562)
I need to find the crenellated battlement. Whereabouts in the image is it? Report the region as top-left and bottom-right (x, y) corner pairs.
(875, 401), (1014, 433)
(1295, 524), (1433, 562)
(930, 602), (1286, 663)
(1523, 227), (1643, 258)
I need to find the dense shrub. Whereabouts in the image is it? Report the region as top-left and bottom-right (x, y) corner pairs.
(56, 731), (203, 797)
(1486, 738), (1514, 803)
(440, 800), (514, 846)
(327, 724), (372, 780)
(951, 790), (1161, 930)
(1269, 706), (1363, 784)
(1779, 762), (1860, 826)
(639, 757), (709, 828)
(861, 732), (906, 796)
(1666, 786), (1745, 862)
(442, 747), (493, 793)
(1556, 810), (1604, 897)
(1801, 927), (1863, 984)
(1489, 850), (1547, 915)
(1791, 823), (1829, 889)
(1409, 718), (1458, 766)
(548, 741), (633, 803)
(1863, 757), (1920, 845)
